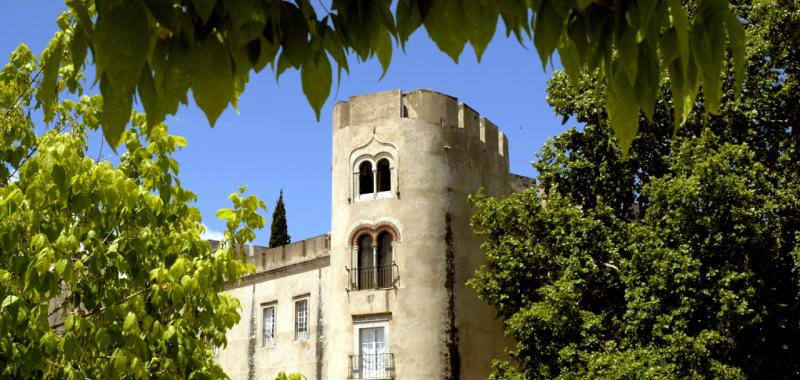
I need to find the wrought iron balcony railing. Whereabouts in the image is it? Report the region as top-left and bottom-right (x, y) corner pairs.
(348, 353), (395, 380)
(346, 263), (398, 290)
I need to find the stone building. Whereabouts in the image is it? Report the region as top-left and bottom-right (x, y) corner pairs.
(215, 89), (531, 379)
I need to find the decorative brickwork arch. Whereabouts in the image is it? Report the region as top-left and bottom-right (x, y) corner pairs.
(374, 222), (400, 243)
(347, 221), (401, 247)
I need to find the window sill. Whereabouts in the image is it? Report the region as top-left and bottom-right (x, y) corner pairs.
(354, 191), (395, 202)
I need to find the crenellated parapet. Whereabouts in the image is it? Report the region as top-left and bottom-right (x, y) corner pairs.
(333, 89), (509, 164)
(215, 234), (331, 286)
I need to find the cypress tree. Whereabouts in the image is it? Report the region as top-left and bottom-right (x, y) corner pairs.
(268, 190), (291, 248)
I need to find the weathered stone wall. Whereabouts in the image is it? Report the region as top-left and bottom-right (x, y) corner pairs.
(216, 235), (330, 380)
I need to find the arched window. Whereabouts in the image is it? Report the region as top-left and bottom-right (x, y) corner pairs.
(376, 159), (391, 193)
(347, 223), (400, 290)
(357, 235), (373, 289)
(376, 232), (393, 288)
(358, 161), (374, 195)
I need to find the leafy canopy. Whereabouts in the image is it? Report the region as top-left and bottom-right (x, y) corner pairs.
(470, 0), (800, 378)
(0, 44), (266, 379)
(44, 0), (744, 154)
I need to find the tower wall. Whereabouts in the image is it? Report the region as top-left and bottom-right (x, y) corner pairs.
(328, 89), (509, 379)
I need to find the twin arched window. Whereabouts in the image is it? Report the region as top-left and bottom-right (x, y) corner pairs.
(354, 232), (394, 289)
(356, 158), (393, 200)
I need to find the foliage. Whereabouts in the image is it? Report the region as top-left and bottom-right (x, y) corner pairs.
(0, 45), (265, 378)
(269, 189), (291, 248)
(43, 0), (744, 153)
(470, 0), (800, 378)
(275, 371), (306, 380)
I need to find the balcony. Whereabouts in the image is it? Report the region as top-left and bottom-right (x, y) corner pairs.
(347, 263), (398, 290)
(348, 353), (395, 380)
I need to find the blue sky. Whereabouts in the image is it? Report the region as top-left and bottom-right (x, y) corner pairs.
(3, 1), (567, 245)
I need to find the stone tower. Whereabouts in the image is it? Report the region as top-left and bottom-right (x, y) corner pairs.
(215, 89), (517, 380)
(327, 89), (511, 379)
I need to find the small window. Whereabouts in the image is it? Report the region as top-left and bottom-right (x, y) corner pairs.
(359, 161), (374, 195)
(377, 159), (391, 192)
(295, 299), (308, 340)
(262, 305), (275, 346)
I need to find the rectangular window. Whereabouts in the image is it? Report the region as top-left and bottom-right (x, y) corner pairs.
(295, 298), (308, 340)
(350, 315), (393, 380)
(262, 305), (275, 346)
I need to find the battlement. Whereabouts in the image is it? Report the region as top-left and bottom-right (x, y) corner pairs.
(212, 234), (330, 276)
(333, 89), (509, 159)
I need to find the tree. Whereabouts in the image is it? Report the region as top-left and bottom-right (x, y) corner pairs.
(470, 0), (800, 378)
(43, 0), (744, 153)
(0, 45), (265, 378)
(269, 190), (291, 248)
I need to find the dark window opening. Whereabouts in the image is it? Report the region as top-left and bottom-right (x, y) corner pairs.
(377, 159), (391, 192)
(359, 161), (374, 195)
(350, 232), (397, 290)
(358, 235), (373, 288)
(377, 232), (393, 288)
(377, 232), (393, 267)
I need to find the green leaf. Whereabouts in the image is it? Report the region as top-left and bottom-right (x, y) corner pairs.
(616, 27), (638, 85)
(280, 3), (310, 68)
(137, 64), (164, 128)
(216, 208), (236, 221)
(123, 312), (138, 333)
(669, 58), (699, 132)
(375, 28), (393, 79)
(576, 0), (594, 11)
(70, 26), (88, 73)
(94, 0), (149, 144)
(192, 36), (234, 126)
(533, 0), (563, 70)
(607, 66), (640, 155)
(464, 0), (498, 62)
(192, 0), (217, 24)
(66, 0), (92, 28)
(100, 74), (133, 148)
(67, 27), (88, 94)
(395, 0), (423, 49)
(36, 33), (64, 122)
(301, 50), (332, 121)
(692, 0), (727, 114)
(254, 36), (279, 73)
(51, 164), (66, 191)
(55, 259), (68, 275)
(668, 0), (690, 72)
(636, 0), (659, 42)
(153, 42), (192, 119)
(635, 41), (659, 121)
(725, 11), (745, 98)
(323, 31), (349, 73)
(1, 295), (19, 309)
(94, 1), (149, 93)
(423, 0), (468, 62)
(557, 36), (581, 87)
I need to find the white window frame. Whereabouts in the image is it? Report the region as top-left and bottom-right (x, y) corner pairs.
(353, 154), (395, 202)
(352, 315), (391, 379)
(262, 303), (276, 347)
(294, 297), (309, 341)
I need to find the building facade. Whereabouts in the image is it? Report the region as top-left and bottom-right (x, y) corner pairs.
(216, 89), (529, 379)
